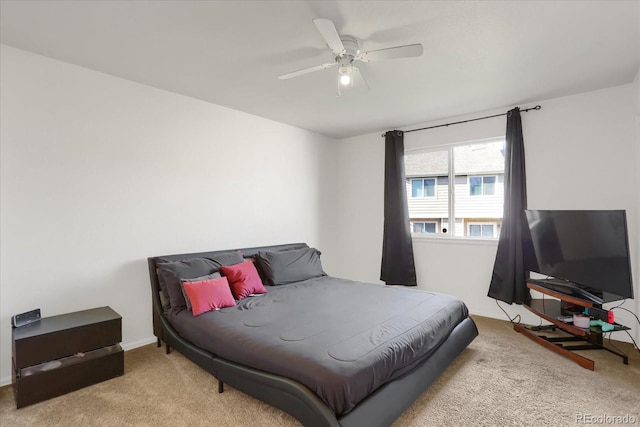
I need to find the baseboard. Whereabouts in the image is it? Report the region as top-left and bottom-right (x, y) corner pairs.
(0, 376), (11, 388)
(121, 336), (157, 351)
(0, 336), (158, 387)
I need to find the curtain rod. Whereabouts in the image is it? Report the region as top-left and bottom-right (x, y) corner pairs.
(381, 105), (542, 137)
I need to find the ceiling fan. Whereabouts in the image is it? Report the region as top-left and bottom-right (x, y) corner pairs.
(278, 19), (423, 96)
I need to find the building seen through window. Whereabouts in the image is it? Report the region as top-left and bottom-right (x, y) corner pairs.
(405, 139), (505, 238)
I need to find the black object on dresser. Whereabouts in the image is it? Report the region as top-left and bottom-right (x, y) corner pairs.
(11, 308), (42, 328)
(12, 306), (124, 408)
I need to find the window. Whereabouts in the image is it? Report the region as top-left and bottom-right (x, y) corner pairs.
(468, 223), (496, 238)
(469, 176), (496, 196)
(405, 139), (504, 238)
(412, 221), (437, 233)
(410, 178), (436, 198)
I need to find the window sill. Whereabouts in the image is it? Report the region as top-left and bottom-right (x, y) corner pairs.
(411, 234), (499, 246)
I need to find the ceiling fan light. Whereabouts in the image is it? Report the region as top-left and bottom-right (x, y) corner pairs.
(340, 74), (352, 86)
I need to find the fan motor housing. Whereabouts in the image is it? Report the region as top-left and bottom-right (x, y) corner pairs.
(337, 36), (360, 62)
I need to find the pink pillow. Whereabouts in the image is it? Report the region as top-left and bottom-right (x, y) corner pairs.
(220, 260), (268, 300)
(182, 276), (236, 316)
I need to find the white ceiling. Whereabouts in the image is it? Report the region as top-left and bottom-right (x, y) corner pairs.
(1, 1), (639, 139)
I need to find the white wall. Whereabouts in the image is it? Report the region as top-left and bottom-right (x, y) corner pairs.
(0, 46), (338, 385)
(333, 83), (640, 343)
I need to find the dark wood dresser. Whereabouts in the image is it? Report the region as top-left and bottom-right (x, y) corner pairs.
(12, 306), (124, 408)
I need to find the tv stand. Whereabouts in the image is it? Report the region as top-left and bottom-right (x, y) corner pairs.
(514, 282), (630, 370)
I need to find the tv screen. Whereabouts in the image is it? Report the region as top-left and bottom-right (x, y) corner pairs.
(525, 210), (634, 303)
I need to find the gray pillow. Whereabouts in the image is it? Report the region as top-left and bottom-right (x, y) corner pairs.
(157, 251), (244, 311)
(256, 247), (324, 285)
(180, 272), (222, 311)
(157, 258), (220, 311)
(207, 251), (244, 268)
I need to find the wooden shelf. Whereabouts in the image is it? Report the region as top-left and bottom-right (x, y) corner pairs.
(527, 282), (595, 308)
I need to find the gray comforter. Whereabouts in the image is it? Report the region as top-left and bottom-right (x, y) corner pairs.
(168, 276), (469, 415)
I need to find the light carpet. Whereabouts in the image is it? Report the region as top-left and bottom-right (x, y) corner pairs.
(1, 316), (638, 426)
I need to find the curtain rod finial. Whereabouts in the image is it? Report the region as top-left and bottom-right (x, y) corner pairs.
(382, 130), (404, 138)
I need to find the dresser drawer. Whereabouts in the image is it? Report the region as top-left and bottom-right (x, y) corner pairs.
(13, 348), (124, 408)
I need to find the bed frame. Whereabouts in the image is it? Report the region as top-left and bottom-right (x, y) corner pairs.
(148, 243), (478, 427)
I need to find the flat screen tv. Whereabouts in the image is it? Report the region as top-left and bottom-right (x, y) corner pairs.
(525, 209), (634, 304)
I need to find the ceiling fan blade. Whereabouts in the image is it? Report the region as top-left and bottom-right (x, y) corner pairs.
(277, 63), (336, 80)
(312, 19), (345, 55)
(352, 66), (370, 91)
(357, 43), (423, 62)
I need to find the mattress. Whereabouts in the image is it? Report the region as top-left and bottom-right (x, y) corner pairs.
(168, 276), (469, 415)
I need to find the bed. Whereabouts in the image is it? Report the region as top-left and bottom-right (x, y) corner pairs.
(148, 243), (478, 427)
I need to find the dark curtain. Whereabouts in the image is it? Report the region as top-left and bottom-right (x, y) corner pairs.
(487, 108), (533, 304)
(380, 130), (417, 286)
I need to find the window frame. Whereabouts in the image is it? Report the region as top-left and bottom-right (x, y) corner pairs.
(405, 137), (505, 241)
(467, 222), (498, 238)
(468, 175), (497, 196)
(409, 178), (437, 198)
(411, 221), (438, 234)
